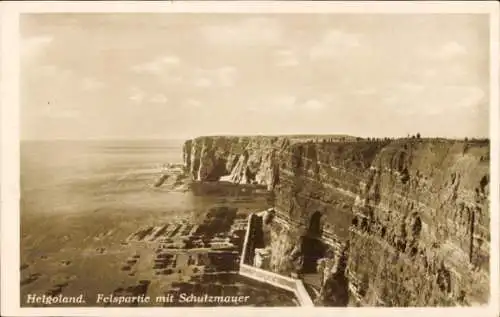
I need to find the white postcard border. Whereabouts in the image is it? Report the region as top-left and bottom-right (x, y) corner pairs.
(1, 1), (499, 317)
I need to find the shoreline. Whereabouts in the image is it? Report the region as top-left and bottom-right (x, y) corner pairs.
(20, 145), (296, 307)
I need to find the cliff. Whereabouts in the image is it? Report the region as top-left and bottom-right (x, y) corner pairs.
(183, 136), (286, 189)
(182, 136), (490, 306)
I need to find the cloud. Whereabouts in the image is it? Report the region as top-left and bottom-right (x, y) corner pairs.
(309, 30), (361, 60)
(31, 65), (73, 80)
(437, 42), (467, 58)
(354, 88), (377, 96)
(129, 88), (168, 104)
(272, 96), (297, 111)
(449, 86), (485, 110)
(421, 68), (438, 79)
(200, 17), (282, 47)
(22, 35), (53, 59)
(194, 77), (212, 88)
(422, 41), (467, 60)
(216, 67), (237, 87)
(248, 95), (331, 114)
(128, 87), (169, 104)
(383, 84), (485, 116)
(131, 55), (180, 74)
(150, 94), (168, 104)
(301, 99), (326, 111)
(129, 87), (146, 104)
(247, 95), (296, 113)
(275, 50), (299, 67)
(41, 103), (80, 118)
(418, 64), (469, 85)
(193, 66), (237, 88)
(81, 77), (105, 91)
(397, 83), (425, 94)
(184, 99), (202, 108)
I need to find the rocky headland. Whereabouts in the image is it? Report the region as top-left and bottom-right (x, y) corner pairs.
(181, 135), (490, 307)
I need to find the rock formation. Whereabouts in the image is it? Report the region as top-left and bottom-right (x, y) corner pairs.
(182, 136), (490, 306)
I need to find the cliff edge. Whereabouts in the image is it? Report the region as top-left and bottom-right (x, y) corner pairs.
(182, 135), (490, 306)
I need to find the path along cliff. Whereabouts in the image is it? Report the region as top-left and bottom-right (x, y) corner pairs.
(182, 135), (490, 306)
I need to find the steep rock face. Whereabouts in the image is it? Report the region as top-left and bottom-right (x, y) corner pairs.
(183, 136), (289, 190)
(182, 136), (490, 306)
(347, 140), (490, 306)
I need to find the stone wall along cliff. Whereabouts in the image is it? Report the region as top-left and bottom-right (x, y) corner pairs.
(181, 136), (490, 306)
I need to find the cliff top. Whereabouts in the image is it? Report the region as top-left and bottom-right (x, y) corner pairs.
(185, 135), (490, 146)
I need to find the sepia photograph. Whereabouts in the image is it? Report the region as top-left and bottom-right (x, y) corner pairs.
(1, 1), (499, 316)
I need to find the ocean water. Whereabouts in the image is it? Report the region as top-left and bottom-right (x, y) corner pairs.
(20, 140), (296, 307)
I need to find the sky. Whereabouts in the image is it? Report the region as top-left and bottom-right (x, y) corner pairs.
(20, 13), (490, 140)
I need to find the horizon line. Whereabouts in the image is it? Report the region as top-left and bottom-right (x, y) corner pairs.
(20, 134), (491, 142)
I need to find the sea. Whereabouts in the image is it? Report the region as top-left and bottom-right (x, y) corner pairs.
(20, 139), (297, 307)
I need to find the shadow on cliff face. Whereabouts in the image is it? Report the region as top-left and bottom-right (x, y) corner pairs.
(243, 213), (265, 265)
(287, 235), (327, 275)
(285, 211), (327, 274)
(316, 244), (350, 307)
(300, 212), (327, 274)
(301, 237), (327, 274)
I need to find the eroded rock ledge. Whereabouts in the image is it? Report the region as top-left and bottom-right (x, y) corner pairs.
(182, 135), (490, 306)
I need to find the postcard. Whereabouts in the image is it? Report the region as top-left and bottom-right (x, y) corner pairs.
(1, 1), (499, 317)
